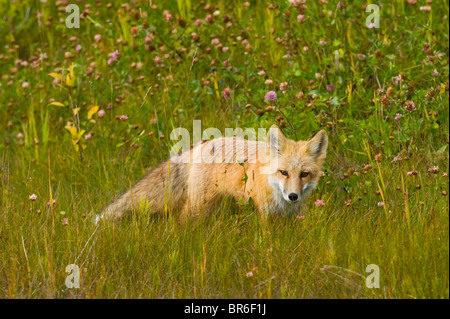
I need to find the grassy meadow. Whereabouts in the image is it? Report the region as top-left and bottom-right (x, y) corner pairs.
(0, 0), (448, 298)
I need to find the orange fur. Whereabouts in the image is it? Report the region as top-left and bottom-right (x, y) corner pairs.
(97, 125), (328, 222)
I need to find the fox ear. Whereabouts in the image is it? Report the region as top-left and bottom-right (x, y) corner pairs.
(266, 124), (286, 156)
(306, 130), (328, 160)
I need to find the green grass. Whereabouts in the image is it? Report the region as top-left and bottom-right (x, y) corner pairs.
(0, 0), (448, 298)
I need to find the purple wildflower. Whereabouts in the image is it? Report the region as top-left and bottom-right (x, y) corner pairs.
(265, 91), (277, 102)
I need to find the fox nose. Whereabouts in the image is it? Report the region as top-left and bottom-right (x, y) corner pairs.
(288, 193), (298, 202)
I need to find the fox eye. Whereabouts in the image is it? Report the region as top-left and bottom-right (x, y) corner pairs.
(300, 172), (309, 178)
(279, 170), (288, 176)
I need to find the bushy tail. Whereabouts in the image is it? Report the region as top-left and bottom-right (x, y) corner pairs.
(96, 160), (187, 223)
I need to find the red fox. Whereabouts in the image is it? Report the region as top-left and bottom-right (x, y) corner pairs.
(97, 125), (328, 222)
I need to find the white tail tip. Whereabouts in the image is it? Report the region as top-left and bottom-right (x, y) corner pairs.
(94, 213), (104, 225)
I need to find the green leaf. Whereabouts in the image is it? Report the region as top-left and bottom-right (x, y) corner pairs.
(436, 145), (447, 155)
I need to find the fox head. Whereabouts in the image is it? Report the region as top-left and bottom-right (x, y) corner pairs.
(266, 125), (328, 206)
